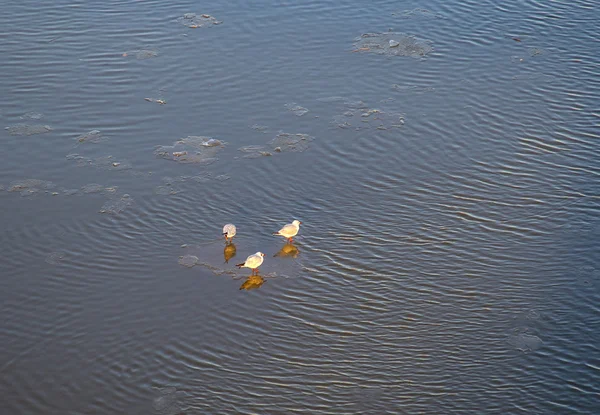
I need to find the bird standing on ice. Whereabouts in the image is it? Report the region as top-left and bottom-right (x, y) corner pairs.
(236, 252), (265, 275)
(222, 223), (236, 243)
(273, 220), (302, 243)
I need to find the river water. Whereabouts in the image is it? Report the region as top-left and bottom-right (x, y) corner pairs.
(1, 0), (599, 413)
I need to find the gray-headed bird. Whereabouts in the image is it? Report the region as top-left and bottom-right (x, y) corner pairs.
(222, 223), (236, 242)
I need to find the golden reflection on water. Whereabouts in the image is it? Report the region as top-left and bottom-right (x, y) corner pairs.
(239, 274), (265, 291)
(224, 242), (237, 263)
(274, 243), (299, 259)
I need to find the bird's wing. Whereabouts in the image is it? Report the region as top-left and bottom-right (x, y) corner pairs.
(279, 224), (297, 236)
(245, 254), (261, 268)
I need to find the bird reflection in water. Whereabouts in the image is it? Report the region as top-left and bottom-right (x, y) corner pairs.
(223, 242), (237, 263)
(239, 274), (265, 291)
(274, 243), (300, 259)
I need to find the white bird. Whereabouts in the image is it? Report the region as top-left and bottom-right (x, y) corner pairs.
(236, 252), (265, 275)
(273, 220), (302, 243)
(222, 223), (236, 242)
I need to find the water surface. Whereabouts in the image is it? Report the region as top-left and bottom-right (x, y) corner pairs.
(1, 0), (599, 413)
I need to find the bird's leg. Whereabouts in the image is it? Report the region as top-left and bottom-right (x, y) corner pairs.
(288, 237), (293, 243)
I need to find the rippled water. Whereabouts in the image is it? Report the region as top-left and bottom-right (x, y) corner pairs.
(1, 0), (599, 413)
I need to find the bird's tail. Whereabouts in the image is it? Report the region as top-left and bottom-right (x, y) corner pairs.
(236, 262), (245, 268)
(272, 232), (280, 236)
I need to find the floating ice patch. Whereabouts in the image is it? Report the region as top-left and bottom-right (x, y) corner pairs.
(75, 129), (106, 144)
(180, 241), (247, 277)
(285, 102), (309, 116)
(182, 240), (301, 281)
(179, 13), (222, 28)
(144, 97), (167, 105)
(45, 251), (66, 265)
(81, 183), (118, 195)
(99, 194), (134, 214)
(154, 174), (214, 195)
(507, 330), (543, 352)
(328, 99), (405, 131)
(251, 124), (269, 133)
(135, 49), (158, 60)
(269, 132), (313, 152)
(392, 84), (435, 93)
(66, 153), (133, 171)
(317, 96), (368, 109)
(154, 136), (225, 164)
(238, 145), (272, 158)
(122, 48), (159, 59)
(152, 386), (180, 415)
(392, 8), (446, 19)
(178, 255), (199, 268)
(20, 112), (44, 120)
(577, 265), (599, 290)
(529, 48), (544, 56)
(62, 189), (80, 196)
(5, 124), (52, 136)
(507, 310), (544, 352)
(8, 179), (56, 196)
(238, 132), (313, 158)
(353, 32), (433, 57)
